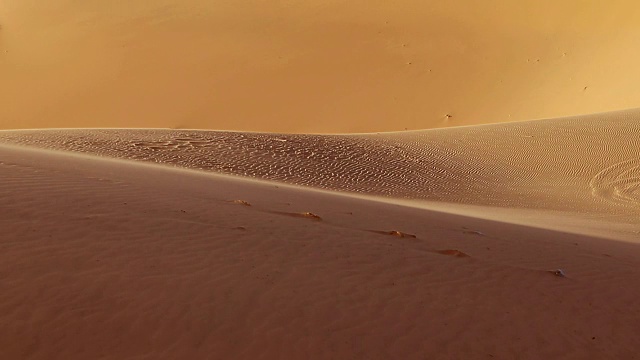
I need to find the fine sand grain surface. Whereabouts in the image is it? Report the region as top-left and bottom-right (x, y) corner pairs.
(1, 107), (640, 359)
(2, 108), (639, 239)
(2, 2), (640, 358)
(2, 1), (640, 132)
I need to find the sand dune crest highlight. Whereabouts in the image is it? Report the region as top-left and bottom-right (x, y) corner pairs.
(2, 1), (640, 358)
(1, 142), (640, 359)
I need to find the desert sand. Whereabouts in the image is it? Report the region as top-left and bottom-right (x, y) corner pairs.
(2, 1), (640, 132)
(2, 108), (639, 240)
(2, 1), (640, 359)
(1, 107), (640, 359)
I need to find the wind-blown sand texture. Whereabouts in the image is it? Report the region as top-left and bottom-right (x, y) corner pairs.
(1, 108), (640, 359)
(3, 1), (640, 358)
(2, 1), (640, 132)
(2, 109), (639, 239)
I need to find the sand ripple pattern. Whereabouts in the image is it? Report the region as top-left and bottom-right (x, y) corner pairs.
(0, 130), (483, 200)
(590, 158), (640, 206)
(1, 109), (639, 220)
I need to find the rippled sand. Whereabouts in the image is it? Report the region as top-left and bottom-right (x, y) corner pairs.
(2, 109), (640, 359)
(3, 109), (639, 239)
(3, 1), (640, 358)
(2, 135), (640, 359)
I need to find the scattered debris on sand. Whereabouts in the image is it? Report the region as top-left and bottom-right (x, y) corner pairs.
(437, 249), (470, 258)
(271, 211), (323, 220)
(369, 230), (417, 238)
(386, 230), (417, 238)
(298, 212), (322, 220)
(549, 269), (566, 278)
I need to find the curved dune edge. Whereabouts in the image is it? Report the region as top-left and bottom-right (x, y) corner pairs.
(1, 143), (640, 359)
(2, 108), (639, 240)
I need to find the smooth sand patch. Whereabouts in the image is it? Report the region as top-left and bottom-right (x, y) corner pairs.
(1, 143), (640, 359)
(2, 2), (640, 358)
(2, 1), (640, 132)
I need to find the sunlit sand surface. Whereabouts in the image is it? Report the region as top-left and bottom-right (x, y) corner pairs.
(2, 1), (640, 132)
(2, 1), (640, 359)
(2, 109), (639, 239)
(1, 107), (640, 358)
(1, 141), (640, 359)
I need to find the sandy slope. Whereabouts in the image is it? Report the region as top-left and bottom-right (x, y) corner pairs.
(2, 108), (639, 240)
(1, 143), (640, 359)
(2, 2), (640, 358)
(2, 1), (640, 132)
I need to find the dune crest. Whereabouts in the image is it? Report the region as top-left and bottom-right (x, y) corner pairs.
(1, 143), (640, 359)
(2, 2), (640, 358)
(2, 108), (639, 240)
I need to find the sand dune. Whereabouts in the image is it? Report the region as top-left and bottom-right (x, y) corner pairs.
(2, 1), (640, 132)
(2, 108), (638, 240)
(3, 2), (640, 357)
(1, 142), (640, 359)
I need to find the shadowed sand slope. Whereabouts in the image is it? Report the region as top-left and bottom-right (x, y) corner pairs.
(2, 109), (639, 234)
(1, 143), (640, 359)
(2, 1), (640, 132)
